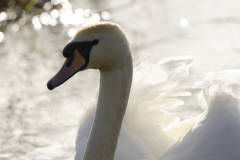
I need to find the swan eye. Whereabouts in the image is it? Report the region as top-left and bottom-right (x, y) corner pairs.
(92, 39), (99, 45)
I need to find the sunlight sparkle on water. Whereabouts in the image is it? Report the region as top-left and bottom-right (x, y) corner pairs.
(60, 9), (73, 25)
(51, 0), (59, 5)
(70, 14), (83, 25)
(43, 2), (53, 11)
(32, 16), (40, 25)
(62, 2), (72, 10)
(9, 12), (17, 20)
(83, 9), (91, 17)
(18, 16), (27, 25)
(0, 32), (4, 42)
(50, 18), (57, 26)
(180, 18), (189, 27)
(81, 13), (100, 27)
(74, 8), (83, 16)
(34, 22), (42, 30)
(68, 28), (76, 37)
(51, 9), (60, 18)
(60, 0), (68, 3)
(73, 8), (84, 25)
(101, 11), (111, 20)
(91, 13), (101, 23)
(40, 13), (51, 25)
(0, 12), (7, 21)
(12, 24), (19, 32)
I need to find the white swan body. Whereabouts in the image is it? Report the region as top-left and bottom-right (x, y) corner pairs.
(160, 69), (240, 160)
(47, 22), (240, 160)
(75, 56), (195, 160)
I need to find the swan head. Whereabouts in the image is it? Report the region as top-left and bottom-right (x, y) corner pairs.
(47, 22), (131, 90)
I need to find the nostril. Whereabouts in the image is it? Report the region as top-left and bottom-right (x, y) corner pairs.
(66, 55), (74, 67)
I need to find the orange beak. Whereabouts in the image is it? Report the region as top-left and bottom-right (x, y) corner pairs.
(47, 49), (86, 90)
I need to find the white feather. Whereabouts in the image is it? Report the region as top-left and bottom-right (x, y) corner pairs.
(75, 56), (196, 160)
(160, 69), (240, 160)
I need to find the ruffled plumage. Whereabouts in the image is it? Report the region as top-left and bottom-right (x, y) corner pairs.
(160, 69), (240, 160)
(75, 56), (197, 160)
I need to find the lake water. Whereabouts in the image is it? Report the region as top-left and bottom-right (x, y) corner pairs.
(0, 0), (240, 159)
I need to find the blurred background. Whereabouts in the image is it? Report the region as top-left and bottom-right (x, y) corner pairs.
(0, 0), (240, 159)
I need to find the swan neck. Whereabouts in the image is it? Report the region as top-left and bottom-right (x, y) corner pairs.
(83, 56), (133, 160)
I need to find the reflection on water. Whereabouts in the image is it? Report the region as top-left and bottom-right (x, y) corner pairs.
(0, 0), (111, 43)
(29, 2), (110, 35)
(1, 0), (240, 159)
(0, 22), (99, 159)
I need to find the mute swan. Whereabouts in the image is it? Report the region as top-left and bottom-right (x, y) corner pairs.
(47, 22), (240, 160)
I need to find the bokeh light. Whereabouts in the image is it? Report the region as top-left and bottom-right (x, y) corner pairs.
(51, 9), (60, 18)
(33, 19), (42, 30)
(0, 12), (7, 21)
(49, 18), (57, 26)
(18, 16), (27, 25)
(60, 9), (73, 25)
(32, 16), (40, 25)
(34, 23), (42, 30)
(180, 18), (189, 27)
(72, 8), (85, 25)
(62, 2), (72, 10)
(43, 2), (53, 11)
(61, 0), (69, 3)
(40, 13), (51, 25)
(68, 28), (76, 37)
(0, 0), (111, 41)
(51, 0), (59, 5)
(0, 0), (111, 38)
(0, 32), (4, 42)
(12, 24), (19, 32)
(101, 11), (111, 20)
(83, 9), (91, 17)
(74, 8), (83, 16)
(9, 12), (17, 20)
(91, 13), (101, 22)
(70, 14), (82, 25)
